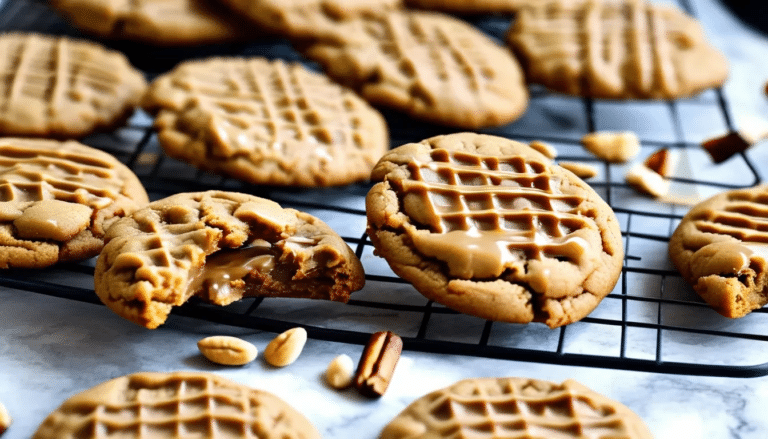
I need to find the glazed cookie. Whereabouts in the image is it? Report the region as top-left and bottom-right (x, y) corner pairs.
(95, 191), (365, 328)
(0, 33), (147, 137)
(33, 371), (320, 439)
(142, 57), (389, 187)
(297, 11), (529, 129)
(220, 0), (402, 39)
(405, 0), (530, 14)
(380, 377), (652, 439)
(0, 138), (148, 269)
(507, 0), (728, 99)
(48, 0), (259, 46)
(366, 133), (623, 328)
(669, 184), (768, 318)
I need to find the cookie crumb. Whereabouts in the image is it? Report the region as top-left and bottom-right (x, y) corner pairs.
(559, 161), (598, 179)
(582, 131), (640, 163)
(0, 401), (10, 434)
(626, 164), (669, 198)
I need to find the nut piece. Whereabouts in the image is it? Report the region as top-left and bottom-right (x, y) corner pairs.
(702, 131), (753, 163)
(325, 354), (355, 389)
(559, 161), (598, 179)
(264, 327), (307, 367)
(0, 401), (10, 434)
(582, 131), (640, 163)
(625, 164), (670, 198)
(354, 331), (403, 398)
(529, 141), (557, 160)
(197, 336), (258, 366)
(643, 148), (675, 177)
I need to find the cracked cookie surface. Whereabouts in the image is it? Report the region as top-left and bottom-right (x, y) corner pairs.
(0, 138), (148, 268)
(143, 57), (389, 187)
(0, 33), (147, 137)
(506, 0), (728, 99)
(95, 191), (365, 328)
(366, 133), (623, 328)
(669, 184), (768, 318)
(297, 10), (528, 129)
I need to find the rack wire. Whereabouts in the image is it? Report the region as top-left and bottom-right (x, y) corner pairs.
(3, 0), (768, 378)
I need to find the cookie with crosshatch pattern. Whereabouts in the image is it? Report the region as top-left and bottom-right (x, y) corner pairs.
(506, 0), (728, 99)
(33, 371), (320, 439)
(379, 377), (652, 439)
(296, 10), (528, 129)
(0, 33), (146, 137)
(366, 133), (623, 328)
(95, 191), (365, 328)
(0, 138), (148, 269)
(142, 57), (388, 187)
(49, 0), (260, 46)
(669, 184), (768, 319)
(219, 0), (403, 39)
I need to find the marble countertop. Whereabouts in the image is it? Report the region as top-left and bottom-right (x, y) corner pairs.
(4, 0), (768, 438)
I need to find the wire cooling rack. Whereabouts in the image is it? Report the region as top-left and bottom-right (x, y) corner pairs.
(3, 0), (768, 378)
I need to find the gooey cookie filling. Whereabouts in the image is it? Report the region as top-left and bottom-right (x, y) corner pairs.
(187, 236), (323, 305)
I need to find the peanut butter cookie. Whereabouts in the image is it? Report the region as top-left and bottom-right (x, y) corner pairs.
(34, 371), (320, 439)
(507, 0), (728, 99)
(381, 377), (652, 439)
(669, 184), (768, 318)
(297, 11), (529, 129)
(143, 57), (389, 187)
(220, 0), (403, 39)
(0, 138), (148, 269)
(49, 0), (259, 46)
(95, 191), (365, 328)
(366, 133), (623, 328)
(0, 33), (146, 137)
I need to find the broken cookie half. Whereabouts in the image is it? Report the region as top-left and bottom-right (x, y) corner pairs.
(95, 191), (365, 328)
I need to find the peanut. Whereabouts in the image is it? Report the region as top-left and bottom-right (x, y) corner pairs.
(197, 336), (257, 366)
(354, 331), (402, 398)
(325, 354), (354, 389)
(0, 401), (10, 434)
(264, 327), (307, 367)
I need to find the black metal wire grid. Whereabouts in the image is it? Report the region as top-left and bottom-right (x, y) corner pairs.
(3, 0), (768, 378)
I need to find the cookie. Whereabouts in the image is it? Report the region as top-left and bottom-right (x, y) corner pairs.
(142, 57), (389, 187)
(297, 11), (529, 129)
(33, 371), (320, 439)
(0, 33), (147, 137)
(0, 138), (148, 269)
(380, 377), (653, 439)
(507, 0), (729, 99)
(95, 190), (365, 328)
(405, 0), (527, 14)
(48, 0), (259, 46)
(669, 184), (768, 318)
(366, 133), (623, 328)
(219, 0), (402, 39)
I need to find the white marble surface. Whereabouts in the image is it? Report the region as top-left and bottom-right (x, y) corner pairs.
(4, 0), (768, 438)
(3, 288), (768, 439)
